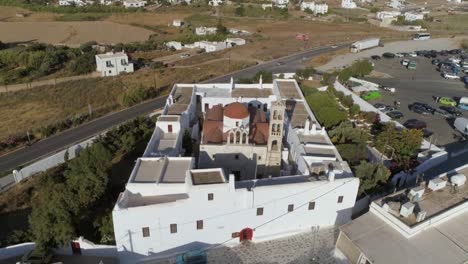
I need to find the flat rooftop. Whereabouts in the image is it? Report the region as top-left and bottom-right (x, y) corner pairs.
(374, 179), (468, 227)
(158, 116), (180, 122)
(125, 193), (189, 208)
(167, 87), (192, 115)
(231, 88), (272, 98)
(131, 158), (192, 184)
(303, 147), (337, 158)
(191, 169), (226, 185)
(132, 159), (165, 183)
(277, 81), (302, 100)
(285, 101), (310, 129)
(298, 134), (330, 145)
(340, 211), (468, 264)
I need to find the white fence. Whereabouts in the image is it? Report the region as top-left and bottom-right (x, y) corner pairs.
(0, 237), (117, 260)
(12, 136), (98, 183)
(0, 242), (35, 260)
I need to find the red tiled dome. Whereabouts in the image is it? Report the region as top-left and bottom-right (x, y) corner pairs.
(224, 102), (249, 119)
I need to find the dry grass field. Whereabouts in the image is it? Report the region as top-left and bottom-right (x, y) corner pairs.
(0, 59), (251, 140)
(0, 21), (154, 46)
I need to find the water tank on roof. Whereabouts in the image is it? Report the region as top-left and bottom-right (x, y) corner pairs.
(451, 174), (466, 186)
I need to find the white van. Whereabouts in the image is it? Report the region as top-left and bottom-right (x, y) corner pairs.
(454, 117), (468, 137)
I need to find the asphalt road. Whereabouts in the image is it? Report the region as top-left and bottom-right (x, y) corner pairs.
(0, 44), (347, 173)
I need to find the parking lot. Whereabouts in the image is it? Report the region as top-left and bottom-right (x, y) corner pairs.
(365, 54), (468, 146)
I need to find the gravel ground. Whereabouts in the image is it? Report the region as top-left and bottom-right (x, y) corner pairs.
(317, 37), (465, 72)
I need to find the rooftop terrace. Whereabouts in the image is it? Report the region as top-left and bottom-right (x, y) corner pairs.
(277, 81), (302, 100)
(130, 157), (193, 184)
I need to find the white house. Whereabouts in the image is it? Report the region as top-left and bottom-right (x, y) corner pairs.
(195, 27), (217, 36)
(226, 38), (246, 47)
(404, 11), (424, 21)
(209, 0), (224, 6)
(172, 19), (184, 27)
(273, 0), (289, 7)
(59, 0), (87, 6)
(196, 41), (227, 53)
(95, 51), (134, 77)
(113, 79), (360, 264)
(388, 0), (403, 9)
(336, 163), (468, 264)
(376, 11), (400, 20)
(341, 0), (357, 8)
(301, 1), (315, 11)
(314, 3), (328, 14)
(166, 41), (183, 50)
(123, 0), (146, 8)
(262, 3), (273, 9)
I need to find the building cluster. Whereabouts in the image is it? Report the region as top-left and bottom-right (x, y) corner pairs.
(337, 163), (468, 264)
(300, 1), (329, 15)
(376, 9), (426, 25)
(341, 0), (357, 9)
(95, 51), (134, 77)
(59, 0), (147, 7)
(166, 38), (246, 53)
(112, 78), (360, 263)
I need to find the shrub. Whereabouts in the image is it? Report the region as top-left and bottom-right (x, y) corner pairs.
(306, 91), (347, 128)
(337, 143), (367, 165)
(350, 104), (360, 116)
(354, 160), (391, 196)
(119, 85), (147, 107)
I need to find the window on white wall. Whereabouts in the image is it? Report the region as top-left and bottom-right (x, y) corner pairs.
(170, 224), (177, 234)
(208, 193), (214, 201)
(142, 227), (150, 237)
(257, 208), (264, 216)
(288, 204), (294, 212)
(338, 196), (344, 203)
(197, 220), (203, 230)
(308, 202), (315, 210)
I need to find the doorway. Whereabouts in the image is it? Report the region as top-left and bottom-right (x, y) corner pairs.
(239, 228), (253, 242)
(168, 124), (173, 133)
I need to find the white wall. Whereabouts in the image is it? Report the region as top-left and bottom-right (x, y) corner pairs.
(0, 242), (35, 260)
(113, 177), (359, 263)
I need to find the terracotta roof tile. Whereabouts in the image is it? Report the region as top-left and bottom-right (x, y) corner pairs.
(224, 102), (249, 119)
(203, 120), (223, 144)
(206, 104), (224, 121)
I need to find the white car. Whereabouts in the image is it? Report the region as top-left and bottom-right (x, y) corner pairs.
(443, 71), (459, 79)
(408, 52), (417, 57)
(448, 57), (461, 64)
(395, 53), (404, 57)
(401, 59), (410, 66)
(180, 53), (190, 58)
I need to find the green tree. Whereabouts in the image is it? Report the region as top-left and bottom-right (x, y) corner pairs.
(337, 144), (367, 165)
(350, 104), (360, 116)
(93, 211), (115, 244)
(329, 121), (368, 145)
(354, 160), (391, 196)
(235, 5), (245, 16)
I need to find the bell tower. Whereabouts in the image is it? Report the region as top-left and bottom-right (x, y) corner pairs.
(266, 100), (285, 177)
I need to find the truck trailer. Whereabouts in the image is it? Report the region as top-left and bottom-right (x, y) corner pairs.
(350, 38), (380, 53)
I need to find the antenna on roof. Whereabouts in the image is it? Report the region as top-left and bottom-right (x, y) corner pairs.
(230, 76), (234, 91)
(259, 75), (263, 89)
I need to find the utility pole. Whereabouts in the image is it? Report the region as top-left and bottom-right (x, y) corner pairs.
(26, 131), (31, 145)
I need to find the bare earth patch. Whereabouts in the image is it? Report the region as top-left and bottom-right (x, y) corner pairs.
(0, 21), (154, 46)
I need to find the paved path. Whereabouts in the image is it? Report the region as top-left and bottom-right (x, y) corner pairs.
(206, 227), (340, 264)
(0, 72), (101, 93)
(0, 43), (347, 173)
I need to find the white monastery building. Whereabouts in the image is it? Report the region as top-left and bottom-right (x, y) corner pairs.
(209, 0), (224, 6)
(341, 0), (357, 9)
(336, 163), (468, 264)
(300, 1), (328, 15)
(404, 11), (424, 21)
(122, 0), (146, 7)
(195, 27), (217, 36)
(112, 79), (360, 263)
(95, 51), (134, 77)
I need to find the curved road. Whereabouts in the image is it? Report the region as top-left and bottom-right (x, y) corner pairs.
(0, 43), (348, 173)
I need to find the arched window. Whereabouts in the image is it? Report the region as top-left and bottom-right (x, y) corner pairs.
(271, 140), (278, 151)
(277, 124), (281, 133)
(236, 131), (241, 144)
(263, 104), (267, 112)
(277, 114), (282, 120)
(229, 133), (234, 144)
(242, 133), (247, 144)
(273, 110), (277, 119)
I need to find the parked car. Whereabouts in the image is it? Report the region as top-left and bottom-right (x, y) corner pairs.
(431, 59), (440, 65)
(361, 91), (382, 101)
(409, 104), (431, 115)
(404, 119), (427, 129)
(407, 61), (417, 70)
(442, 71), (459, 79)
(436, 97), (457, 107)
(463, 76), (468, 86)
(458, 97), (468, 111)
(408, 52), (417, 57)
(412, 102), (436, 114)
(373, 103), (387, 110)
(424, 53), (437, 58)
(434, 108), (452, 118)
(422, 128), (434, 138)
(387, 111), (404, 119)
(395, 52), (404, 57)
(371, 55), (381, 60)
(440, 106), (462, 116)
(454, 117), (468, 137)
(176, 250), (207, 264)
(401, 52), (410, 57)
(180, 53), (190, 58)
(382, 52), (396, 58)
(439, 50), (449, 56)
(401, 59), (410, 66)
